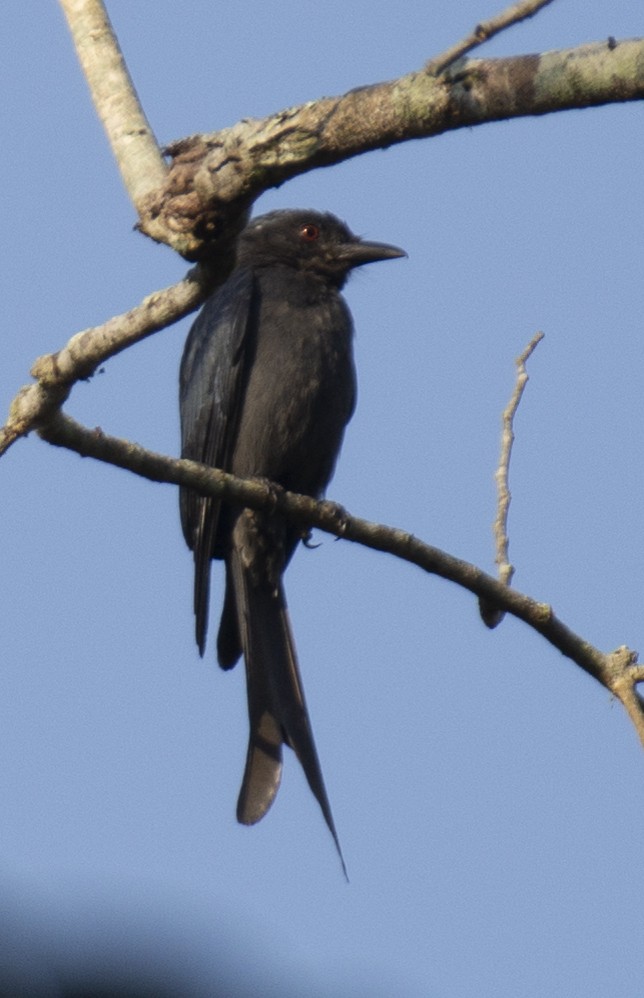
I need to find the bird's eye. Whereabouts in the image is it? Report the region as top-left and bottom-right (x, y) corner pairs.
(299, 223), (320, 241)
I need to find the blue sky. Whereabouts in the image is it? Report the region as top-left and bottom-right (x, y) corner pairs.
(2, 2), (644, 995)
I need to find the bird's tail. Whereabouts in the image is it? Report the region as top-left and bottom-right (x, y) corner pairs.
(229, 546), (346, 876)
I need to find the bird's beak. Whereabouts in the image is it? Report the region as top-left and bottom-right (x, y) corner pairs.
(338, 239), (407, 267)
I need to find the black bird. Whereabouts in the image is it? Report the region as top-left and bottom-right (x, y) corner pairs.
(179, 209), (405, 866)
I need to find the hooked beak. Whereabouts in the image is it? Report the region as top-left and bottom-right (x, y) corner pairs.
(338, 238), (407, 268)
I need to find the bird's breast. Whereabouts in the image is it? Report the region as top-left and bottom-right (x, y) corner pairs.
(231, 281), (356, 496)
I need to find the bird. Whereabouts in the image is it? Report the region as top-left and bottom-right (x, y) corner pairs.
(179, 209), (405, 868)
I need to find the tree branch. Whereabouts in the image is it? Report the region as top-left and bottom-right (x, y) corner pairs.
(58, 0), (167, 210)
(0, 268), (208, 457)
(37, 409), (644, 748)
(426, 0), (556, 76)
(146, 38), (644, 258)
(56, 1), (644, 266)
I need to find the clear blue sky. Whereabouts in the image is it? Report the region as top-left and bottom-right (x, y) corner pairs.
(3, 2), (644, 995)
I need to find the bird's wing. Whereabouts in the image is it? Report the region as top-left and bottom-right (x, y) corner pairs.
(179, 266), (256, 655)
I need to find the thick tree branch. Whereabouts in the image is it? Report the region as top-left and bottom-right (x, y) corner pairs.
(146, 38), (644, 258)
(37, 410), (644, 748)
(56, 1), (644, 266)
(59, 0), (167, 209)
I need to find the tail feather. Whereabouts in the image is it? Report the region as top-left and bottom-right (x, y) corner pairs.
(229, 548), (346, 875)
(217, 570), (242, 669)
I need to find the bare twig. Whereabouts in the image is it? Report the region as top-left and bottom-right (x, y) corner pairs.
(480, 331), (543, 628)
(59, 0), (167, 209)
(37, 409), (644, 748)
(493, 331), (544, 583)
(426, 0), (556, 77)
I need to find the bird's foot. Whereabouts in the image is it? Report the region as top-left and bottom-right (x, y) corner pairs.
(319, 499), (350, 539)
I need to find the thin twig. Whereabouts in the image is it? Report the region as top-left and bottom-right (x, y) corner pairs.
(494, 331), (544, 583)
(426, 0), (556, 77)
(480, 331), (544, 627)
(59, 0), (167, 209)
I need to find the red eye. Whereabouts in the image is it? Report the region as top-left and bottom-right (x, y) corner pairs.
(300, 223), (320, 241)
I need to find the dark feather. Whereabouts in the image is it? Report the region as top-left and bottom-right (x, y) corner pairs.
(179, 267), (255, 653)
(179, 209), (405, 872)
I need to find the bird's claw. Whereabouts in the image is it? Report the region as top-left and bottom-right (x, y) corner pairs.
(302, 528), (321, 549)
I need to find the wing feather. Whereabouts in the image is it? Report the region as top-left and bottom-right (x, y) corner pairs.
(179, 267), (256, 654)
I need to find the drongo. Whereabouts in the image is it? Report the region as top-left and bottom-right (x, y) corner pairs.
(179, 209), (405, 866)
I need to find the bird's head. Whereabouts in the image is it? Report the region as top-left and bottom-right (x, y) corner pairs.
(237, 209), (406, 287)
